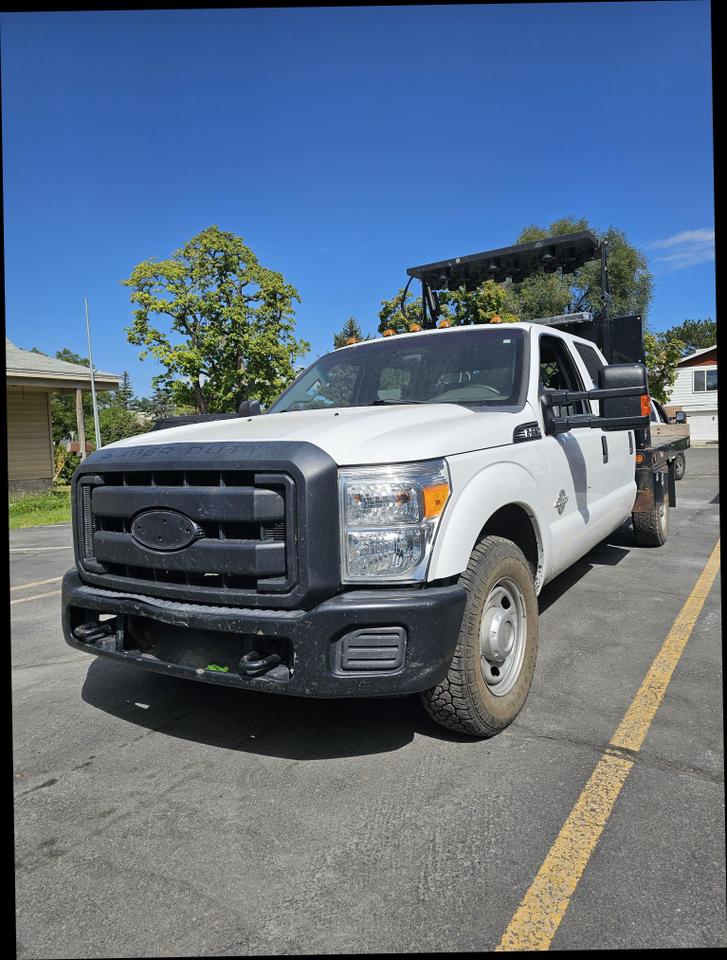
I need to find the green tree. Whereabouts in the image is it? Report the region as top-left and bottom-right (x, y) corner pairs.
(132, 377), (180, 419)
(378, 287), (424, 334)
(643, 331), (685, 404)
(123, 225), (310, 412)
(509, 217), (653, 322)
(663, 318), (716, 356)
(84, 405), (151, 448)
(333, 316), (370, 348)
(116, 370), (135, 409)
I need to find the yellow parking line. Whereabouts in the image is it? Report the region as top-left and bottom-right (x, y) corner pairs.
(496, 539), (720, 952)
(10, 590), (61, 606)
(10, 576), (63, 592)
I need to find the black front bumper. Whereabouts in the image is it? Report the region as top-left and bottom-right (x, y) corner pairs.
(62, 571), (466, 698)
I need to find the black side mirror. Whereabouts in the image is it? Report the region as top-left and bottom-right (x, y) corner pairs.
(675, 411), (687, 424)
(238, 399), (262, 417)
(596, 363), (648, 428)
(542, 362), (650, 434)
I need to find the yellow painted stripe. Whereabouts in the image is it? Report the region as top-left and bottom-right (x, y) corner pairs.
(10, 589), (61, 606)
(497, 539), (720, 952)
(10, 576), (63, 592)
(612, 540), (721, 752)
(497, 752), (634, 951)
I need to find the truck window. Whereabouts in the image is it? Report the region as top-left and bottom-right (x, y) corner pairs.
(538, 336), (589, 417)
(268, 328), (527, 412)
(573, 342), (607, 388)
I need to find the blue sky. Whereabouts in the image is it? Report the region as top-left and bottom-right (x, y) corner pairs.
(1, 2), (714, 396)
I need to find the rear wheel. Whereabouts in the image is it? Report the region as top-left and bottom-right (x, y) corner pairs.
(673, 452), (686, 481)
(421, 536), (539, 738)
(632, 478), (670, 547)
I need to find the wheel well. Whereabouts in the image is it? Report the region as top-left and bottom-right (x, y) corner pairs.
(479, 504), (543, 589)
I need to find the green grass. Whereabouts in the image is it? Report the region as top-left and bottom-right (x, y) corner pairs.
(9, 486), (71, 528)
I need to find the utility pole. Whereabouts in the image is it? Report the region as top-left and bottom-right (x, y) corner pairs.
(85, 297), (102, 450)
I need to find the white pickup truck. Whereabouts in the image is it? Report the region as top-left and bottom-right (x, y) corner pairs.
(62, 232), (683, 737)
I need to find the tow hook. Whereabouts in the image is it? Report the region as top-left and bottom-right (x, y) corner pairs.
(73, 619), (119, 649)
(238, 650), (282, 677)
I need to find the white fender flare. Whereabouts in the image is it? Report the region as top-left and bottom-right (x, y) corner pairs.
(428, 460), (551, 592)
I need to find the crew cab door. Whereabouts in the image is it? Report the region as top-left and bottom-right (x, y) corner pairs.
(537, 333), (612, 580)
(571, 338), (637, 528)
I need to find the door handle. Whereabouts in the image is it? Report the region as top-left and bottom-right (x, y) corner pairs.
(601, 436), (609, 463)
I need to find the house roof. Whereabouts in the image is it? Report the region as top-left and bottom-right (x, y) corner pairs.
(5, 339), (121, 390)
(677, 345), (717, 365)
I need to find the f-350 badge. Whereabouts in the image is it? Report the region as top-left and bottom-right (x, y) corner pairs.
(554, 490), (569, 514)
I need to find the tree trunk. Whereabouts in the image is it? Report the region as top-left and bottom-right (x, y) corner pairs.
(193, 381), (208, 413)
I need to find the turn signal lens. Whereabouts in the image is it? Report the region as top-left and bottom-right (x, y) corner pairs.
(636, 452), (645, 464)
(641, 395), (651, 416)
(423, 482), (450, 518)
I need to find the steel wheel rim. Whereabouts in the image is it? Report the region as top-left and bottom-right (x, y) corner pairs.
(479, 577), (527, 696)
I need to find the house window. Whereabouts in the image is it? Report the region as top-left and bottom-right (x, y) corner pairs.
(693, 368), (718, 392)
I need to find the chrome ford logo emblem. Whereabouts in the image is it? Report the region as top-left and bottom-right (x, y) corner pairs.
(131, 509), (203, 551)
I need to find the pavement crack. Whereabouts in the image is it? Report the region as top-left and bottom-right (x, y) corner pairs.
(509, 725), (724, 786)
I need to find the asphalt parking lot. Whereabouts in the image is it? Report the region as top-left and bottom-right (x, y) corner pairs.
(11, 447), (724, 956)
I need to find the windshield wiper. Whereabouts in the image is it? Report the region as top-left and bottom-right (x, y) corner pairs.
(368, 399), (430, 406)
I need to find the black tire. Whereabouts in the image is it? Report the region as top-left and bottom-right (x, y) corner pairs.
(632, 485), (670, 547)
(674, 452), (686, 481)
(420, 536), (539, 738)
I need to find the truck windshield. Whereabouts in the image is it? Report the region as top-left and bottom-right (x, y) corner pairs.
(268, 328), (526, 413)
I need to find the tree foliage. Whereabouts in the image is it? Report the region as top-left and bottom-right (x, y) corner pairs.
(662, 318), (716, 356)
(123, 225), (310, 412)
(333, 316), (370, 348)
(85, 405), (151, 447)
(132, 377), (183, 419)
(377, 280), (517, 334)
(116, 371), (135, 409)
(643, 331), (685, 404)
(509, 217), (653, 321)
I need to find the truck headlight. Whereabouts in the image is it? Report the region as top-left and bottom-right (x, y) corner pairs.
(338, 460), (450, 583)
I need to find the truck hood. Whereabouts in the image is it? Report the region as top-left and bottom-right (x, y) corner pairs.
(109, 404), (526, 465)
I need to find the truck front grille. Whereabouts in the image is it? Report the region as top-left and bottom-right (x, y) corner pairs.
(77, 468), (296, 605)
(72, 440), (340, 610)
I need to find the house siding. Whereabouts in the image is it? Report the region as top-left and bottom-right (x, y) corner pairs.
(666, 348), (718, 442)
(668, 366), (718, 411)
(6, 386), (54, 491)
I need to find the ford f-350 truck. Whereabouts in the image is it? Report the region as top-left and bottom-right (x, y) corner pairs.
(62, 231), (685, 737)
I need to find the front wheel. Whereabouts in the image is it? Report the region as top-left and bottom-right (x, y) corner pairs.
(421, 536), (539, 738)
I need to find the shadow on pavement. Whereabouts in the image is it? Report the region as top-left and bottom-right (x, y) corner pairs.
(81, 657), (466, 760)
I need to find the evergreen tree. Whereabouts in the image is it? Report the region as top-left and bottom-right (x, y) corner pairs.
(334, 316), (369, 348)
(116, 371), (135, 409)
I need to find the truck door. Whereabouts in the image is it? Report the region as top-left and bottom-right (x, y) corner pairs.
(571, 339), (637, 532)
(537, 333), (612, 580)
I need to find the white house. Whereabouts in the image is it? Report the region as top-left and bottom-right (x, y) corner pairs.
(666, 345), (718, 442)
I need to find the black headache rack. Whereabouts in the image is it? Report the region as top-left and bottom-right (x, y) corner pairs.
(406, 230), (642, 366)
(72, 441), (340, 610)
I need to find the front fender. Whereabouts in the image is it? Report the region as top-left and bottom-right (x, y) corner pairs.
(428, 454), (552, 589)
